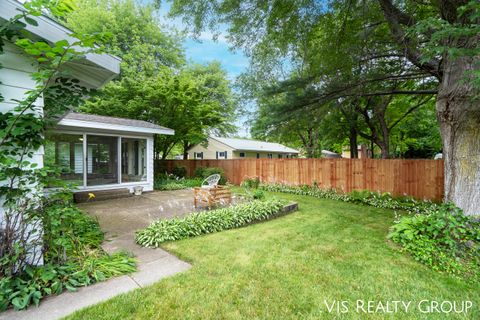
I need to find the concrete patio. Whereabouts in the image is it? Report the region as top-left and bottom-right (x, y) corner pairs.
(1, 190), (200, 320)
(78, 189), (203, 255)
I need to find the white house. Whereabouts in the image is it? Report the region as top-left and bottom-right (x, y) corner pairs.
(0, 0), (174, 195)
(187, 136), (299, 160)
(0, 0), (174, 266)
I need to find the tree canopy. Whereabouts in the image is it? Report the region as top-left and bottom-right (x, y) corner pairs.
(65, 0), (238, 158)
(168, 0), (480, 215)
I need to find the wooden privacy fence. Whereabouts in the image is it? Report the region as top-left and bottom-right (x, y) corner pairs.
(155, 159), (445, 201)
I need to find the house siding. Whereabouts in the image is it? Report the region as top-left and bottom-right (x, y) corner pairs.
(187, 138), (235, 159)
(0, 42), (44, 266)
(187, 138), (298, 159)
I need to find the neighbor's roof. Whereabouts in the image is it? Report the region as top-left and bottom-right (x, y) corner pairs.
(56, 112), (174, 135)
(211, 137), (299, 153)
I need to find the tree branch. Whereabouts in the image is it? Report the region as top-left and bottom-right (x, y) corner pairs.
(377, 0), (442, 79)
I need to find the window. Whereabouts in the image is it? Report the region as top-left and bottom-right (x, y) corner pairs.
(218, 151), (225, 158)
(278, 154), (283, 159)
(256, 153), (260, 159)
(86, 135), (118, 186)
(239, 152), (245, 158)
(267, 154), (273, 159)
(121, 138), (146, 182)
(195, 152), (203, 159)
(44, 133), (84, 186)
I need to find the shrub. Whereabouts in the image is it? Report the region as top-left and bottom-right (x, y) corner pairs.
(172, 166), (187, 178)
(389, 204), (480, 282)
(252, 190), (265, 200)
(0, 201), (136, 311)
(195, 167), (227, 185)
(154, 174), (202, 191)
(136, 199), (286, 247)
(241, 177), (260, 189)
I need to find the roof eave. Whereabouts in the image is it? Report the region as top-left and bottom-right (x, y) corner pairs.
(56, 118), (175, 135)
(0, 0), (120, 86)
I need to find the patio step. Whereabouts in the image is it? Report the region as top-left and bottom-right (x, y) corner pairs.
(74, 188), (133, 203)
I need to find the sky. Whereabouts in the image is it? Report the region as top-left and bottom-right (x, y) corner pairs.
(157, 2), (249, 80)
(157, 2), (251, 137)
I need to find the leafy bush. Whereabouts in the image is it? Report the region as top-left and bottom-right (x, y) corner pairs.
(154, 173), (202, 191)
(252, 190), (265, 200)
(0, 202), (136, 311)
(194, 167), (227, 185)
(136, 199), (286, 247)
(241, 177), (260, 189)
(172, 166), (187, 178)
(389, 204), (480, 282)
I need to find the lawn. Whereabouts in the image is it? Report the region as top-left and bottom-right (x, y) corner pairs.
(65, 192), (479, 319)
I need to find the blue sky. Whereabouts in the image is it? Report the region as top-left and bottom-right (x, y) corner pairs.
(157, 2), (249, 80)
(157, 2), (251, 136)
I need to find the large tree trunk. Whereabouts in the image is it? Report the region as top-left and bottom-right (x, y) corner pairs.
(436, 56), (480, 216)
(349, 128), (358, 158)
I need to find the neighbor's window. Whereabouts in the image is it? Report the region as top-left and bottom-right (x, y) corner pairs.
(218, 151), (225, 159)
(121, 138), (147, 182)
(239, 152), (245, 158)
(195, 152), (203, 159)
(44, 132), (84, 186)
(278, 154), (283, 159)
(256, 153), (260, 159)
(267, 154), (273, 159)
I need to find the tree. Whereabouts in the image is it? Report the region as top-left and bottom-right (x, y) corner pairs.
(67, 0), (185, 76)
(80, 63), (237, 159)
(377, 0), (480, 215)
(169, 0), (480, 215)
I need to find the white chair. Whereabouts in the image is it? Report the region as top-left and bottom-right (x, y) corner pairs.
(201, 174), (221, 189)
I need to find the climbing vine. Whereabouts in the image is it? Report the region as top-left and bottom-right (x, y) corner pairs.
(0, 0), (108, 276)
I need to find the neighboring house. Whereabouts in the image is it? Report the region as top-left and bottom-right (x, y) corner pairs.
(187, 136), (299, 160)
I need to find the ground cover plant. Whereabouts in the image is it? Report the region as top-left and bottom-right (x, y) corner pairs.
(0, 194), (136, 311)
(136, 199), (286, 247)
(66, 191), (480, 319)
(258, 183), (480, 282)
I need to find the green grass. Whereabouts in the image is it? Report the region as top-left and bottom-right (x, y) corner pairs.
(65, 192), (479, 319)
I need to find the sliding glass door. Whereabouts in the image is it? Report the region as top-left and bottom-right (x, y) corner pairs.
(86, 135), (119, 186)
(46, 133), (148, 188)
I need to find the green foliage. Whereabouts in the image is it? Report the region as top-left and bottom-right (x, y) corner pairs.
(389, 204), (480, 282)
(194, 167), (227, 185)
(258, 183), (480, 281)
(80, 64), (237, 159)
(66, 0), (185, 75)
(0, 5), (136, 311)
(0, 1), (110, 280)
(0, 201), (136, 311)
(259, 184), (438, 213)
(154, 173), (202, 191)
(241, 177), (260, 189)
(136, 199), (286, 247)
(172, 166), (187, 178)
(252, 190), (265, 200)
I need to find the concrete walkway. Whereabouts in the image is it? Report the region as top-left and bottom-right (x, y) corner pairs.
(1, 190), (197, 320)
